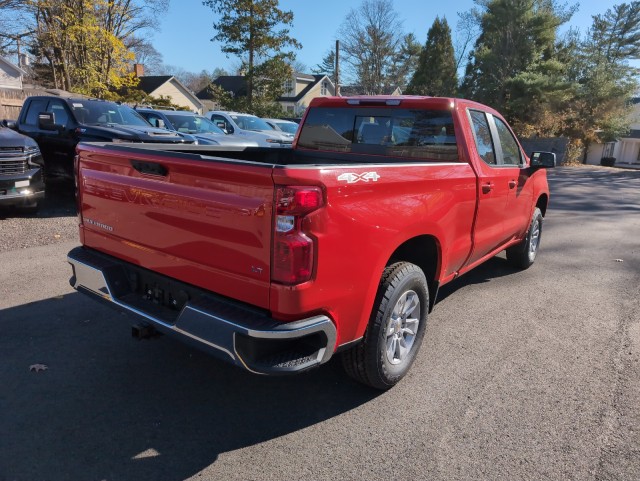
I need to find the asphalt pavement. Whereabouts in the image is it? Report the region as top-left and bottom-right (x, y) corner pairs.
(0, 166), (638, 481)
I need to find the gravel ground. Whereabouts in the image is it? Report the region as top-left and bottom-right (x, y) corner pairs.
(0, 180), (78, 253)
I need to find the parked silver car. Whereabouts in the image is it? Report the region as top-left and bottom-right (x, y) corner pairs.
(137, 109), (258, 147)
(206, 111), (293, 148)
(263, 118), (299, 136)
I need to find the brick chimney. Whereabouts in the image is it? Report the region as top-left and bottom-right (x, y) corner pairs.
(133, 63), (144, 77)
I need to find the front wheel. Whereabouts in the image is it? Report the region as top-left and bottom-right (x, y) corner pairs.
(341, 262), (429, 390)
(506, 207), (543, 269)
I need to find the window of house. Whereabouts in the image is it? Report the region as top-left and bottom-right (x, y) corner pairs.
(284, 79), (294, 95)
(603, 142), (615, 158)
(321, 81), (328, 96)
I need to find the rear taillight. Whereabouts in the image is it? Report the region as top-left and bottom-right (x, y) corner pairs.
(74, 153), (82, 221)
(272, 186), (323, 285)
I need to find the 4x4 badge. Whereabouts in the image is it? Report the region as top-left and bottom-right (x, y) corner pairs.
(338, 172), (380, 184)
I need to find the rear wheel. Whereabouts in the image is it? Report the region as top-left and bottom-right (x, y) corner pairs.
(506, 207), (543, 269)
(341, 262), (429, 390)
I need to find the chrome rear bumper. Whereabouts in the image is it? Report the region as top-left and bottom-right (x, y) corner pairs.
(67, 246), (336, 374)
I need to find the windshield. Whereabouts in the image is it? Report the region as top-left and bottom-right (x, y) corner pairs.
(231, 115), (272, 131)
(272, 121), (298, 134)
(166, 114), (225, 134)
(71, 101), (150, 127)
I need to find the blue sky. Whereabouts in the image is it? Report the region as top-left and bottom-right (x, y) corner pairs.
(154, 0), (624, 75)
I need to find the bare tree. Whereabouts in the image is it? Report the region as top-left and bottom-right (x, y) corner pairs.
(454, 11), (481, 71)
(337, 0), (405, 94)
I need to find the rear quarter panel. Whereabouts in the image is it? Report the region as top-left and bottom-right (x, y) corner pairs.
(271, 161), (477, 345)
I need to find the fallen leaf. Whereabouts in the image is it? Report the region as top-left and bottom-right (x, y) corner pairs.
(53, 234), (61, 239)
(29, 364), (48, 372)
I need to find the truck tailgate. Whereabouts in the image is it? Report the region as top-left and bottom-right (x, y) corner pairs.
(77, 144), (274, 309)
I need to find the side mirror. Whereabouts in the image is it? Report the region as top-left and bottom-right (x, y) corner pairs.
(157, 119), (166, 129)
(38, 112), (60, 131)
(530, 151), (556, 169)
(2, 119), (16, 129)
(216, 121), (230, 134)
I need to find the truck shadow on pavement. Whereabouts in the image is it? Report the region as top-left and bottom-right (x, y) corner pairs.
(0, 292), (379, 481)
(435, 255), (518, 305)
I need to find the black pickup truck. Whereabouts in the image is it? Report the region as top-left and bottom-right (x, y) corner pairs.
(0, 125), (45, 212)
(6, 96), (193, 181)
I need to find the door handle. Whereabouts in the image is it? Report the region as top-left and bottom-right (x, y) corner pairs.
(131, 160), (167, 177)
(482, 182), (494, 194)
(508, 180), (517, 189)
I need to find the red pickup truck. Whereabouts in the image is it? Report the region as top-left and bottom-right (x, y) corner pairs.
(68, 96), (554, 389)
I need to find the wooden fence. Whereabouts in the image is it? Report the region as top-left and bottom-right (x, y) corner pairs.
(0, 87), (62, 120)
(0, 88), (26, 120)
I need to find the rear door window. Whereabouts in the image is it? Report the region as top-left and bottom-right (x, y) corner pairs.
(468, 110), (496, 166)
(297, 107), (459, 161)
(493, 117), (522, 166)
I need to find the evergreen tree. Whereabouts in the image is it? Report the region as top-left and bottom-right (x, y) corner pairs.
(567, 2), (640, 162)
(312, 49), (336, 83)
(389, 33), (422, 91)
(203, 0), (301, 110)
(406, 17), (457, 97)
(461, 0), (573, 118)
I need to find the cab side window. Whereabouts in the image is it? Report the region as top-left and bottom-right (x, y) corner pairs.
(494, 117), (522, 166)
(47, 100), (70, 128)
(469, 110), (496, 166)
(211, 115), (232, 133)
(142, 113), (163, 128)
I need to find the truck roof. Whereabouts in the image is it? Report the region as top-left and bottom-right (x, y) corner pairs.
(309, 96), (501, 115)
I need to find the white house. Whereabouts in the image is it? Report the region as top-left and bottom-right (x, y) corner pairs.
(200, 73), (335, 116)
(585, 99), (640, 165)
(278, 74), (335, 116)
(0, 56), (26, 89)
(133, 65), (204, 114)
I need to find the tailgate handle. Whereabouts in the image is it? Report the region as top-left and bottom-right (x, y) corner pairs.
(131, 160), (167, 177)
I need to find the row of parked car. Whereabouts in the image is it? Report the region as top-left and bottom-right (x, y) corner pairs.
(139, 108), (300, 148)
(0, 95), (301, 213)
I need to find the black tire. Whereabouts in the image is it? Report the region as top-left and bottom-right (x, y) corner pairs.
(506, 207), (543, 269)
(341, 262), (429, 390)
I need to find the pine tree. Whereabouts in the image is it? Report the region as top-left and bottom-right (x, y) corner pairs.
(567, 2), (640, 162)
(203, 0), (301, 110)
(406, 17), (457, 97)
(312, 50), (336, 83)
(461, 0), (572, 114)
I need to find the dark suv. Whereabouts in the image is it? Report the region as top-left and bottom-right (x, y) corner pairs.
(0, 125), (45, 212)
(9, 96), (193, 181)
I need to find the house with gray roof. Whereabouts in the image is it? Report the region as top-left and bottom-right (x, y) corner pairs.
(198, 73), (335, 116)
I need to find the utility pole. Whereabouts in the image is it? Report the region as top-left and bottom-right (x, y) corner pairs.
(335, 40), (340, 97)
